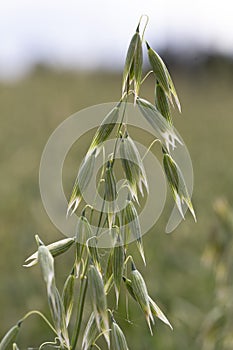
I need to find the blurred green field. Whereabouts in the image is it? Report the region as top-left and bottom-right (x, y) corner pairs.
(0, 64), (233, 349)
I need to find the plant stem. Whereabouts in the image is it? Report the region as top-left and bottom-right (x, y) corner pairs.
(19, 310), (57, 335)
(71, 261), (89, 350)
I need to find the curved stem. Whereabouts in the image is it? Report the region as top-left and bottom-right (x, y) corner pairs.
(139, 14), (149, 41)
(19, 310), (57, 335)
(39, 338), (59, 350)
(124, 255), (134, 267)
(142, 139), (161, 161)
(94, 328), (111, 344)
(140, 70), (153, 85)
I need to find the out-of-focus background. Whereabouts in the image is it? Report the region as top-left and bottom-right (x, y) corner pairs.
(1, 1), (233, 349)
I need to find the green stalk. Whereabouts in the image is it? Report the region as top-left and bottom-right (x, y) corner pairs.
(71, 261), (89, 350)
(92, 94), (129, 238)
(96, 193), (106, 237)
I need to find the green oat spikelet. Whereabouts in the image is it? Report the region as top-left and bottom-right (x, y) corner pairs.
(146, 41), (181, 112)
(104, 160), (117, 228)
(125, 199), (146, 265)
(88, 264), (110, 348)
(24, 237), (75, 267)
(137, 97), (181, 152)
(130, 262), (154, 334)
(104, 249), (114, 294)
(163, 151), (196, 222)
(120, 133), (148, 202)
(38, 242), (69, 347)
(120, 133), (148, 200)
(122, 23), (143, 99)
(155, 81), (172, 125)
(88, 103), (121, 155)
(48, 286), (69, 347)
(67, 149), (96, 216)
(87, 236), (101, 272)
(38, 244), (55, 292)
(62, 269), (75, 326)
(133, 25), (143, 100)
(75, 215), (94, 268)
(111, 318), (129, 350)
(123, 276), (172, 330)
(122, 276), (136, 300)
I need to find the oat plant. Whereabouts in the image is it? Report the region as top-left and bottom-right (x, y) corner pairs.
(0, 16), (196, 350)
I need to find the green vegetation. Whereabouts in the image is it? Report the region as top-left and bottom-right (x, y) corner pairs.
(0, 43), (233, 349)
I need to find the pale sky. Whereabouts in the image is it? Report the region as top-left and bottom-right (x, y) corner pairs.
(0, 0), (233, 80)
